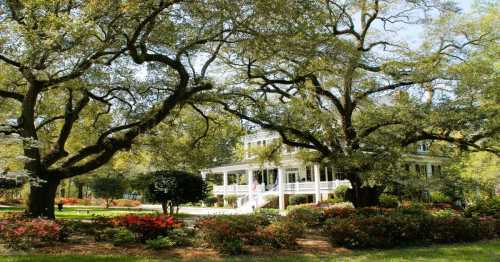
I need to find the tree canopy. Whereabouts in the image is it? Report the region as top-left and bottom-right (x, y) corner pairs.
(0, 0), (497, 216)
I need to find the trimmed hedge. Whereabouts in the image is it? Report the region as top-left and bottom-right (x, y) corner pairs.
(195, 214), (305, 254)
(324, 212), (497, 249)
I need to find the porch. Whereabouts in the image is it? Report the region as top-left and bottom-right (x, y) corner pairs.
(201, 161), (351, 211)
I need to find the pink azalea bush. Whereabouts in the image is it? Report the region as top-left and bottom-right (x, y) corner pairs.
(0, 218), (61, 249)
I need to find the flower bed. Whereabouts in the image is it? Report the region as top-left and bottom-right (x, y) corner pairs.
(0, 217), (61, 249)
(323, 207), (498, 249)
(55, 198), (141, 207)
(195, 214), (304, 254)
(113, 214), (180, 241)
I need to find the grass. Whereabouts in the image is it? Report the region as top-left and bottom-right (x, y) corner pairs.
(0, 206), (192, 220)
(0, 240), (498, 262)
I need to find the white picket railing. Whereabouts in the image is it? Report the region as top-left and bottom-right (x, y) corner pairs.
(214, 180), (350, 195)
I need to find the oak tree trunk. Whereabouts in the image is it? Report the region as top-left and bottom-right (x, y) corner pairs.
(77, 184), (84, 199)
(345, 172), (384, 207)
(27, 178), (60, 219)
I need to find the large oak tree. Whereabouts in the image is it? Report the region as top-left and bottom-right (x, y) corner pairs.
(213, 0), (499, 206)
(0, 0), (245, 218)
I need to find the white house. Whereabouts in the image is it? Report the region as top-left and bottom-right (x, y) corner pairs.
(201, 129), (446, 212)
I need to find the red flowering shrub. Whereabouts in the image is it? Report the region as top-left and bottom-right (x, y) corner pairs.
(430, 216), (496, 243)
(322, 207), (356, 219)
(324, 212), (497, 249)
(0, 218), (61, 249)
(287, 206), (322, 227)
(113, 214), (178, 241)
(195, 215), (270, 254)
(257, 218), (305, 249)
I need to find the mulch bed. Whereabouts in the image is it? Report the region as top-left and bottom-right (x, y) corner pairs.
(0, 235), (346, 260)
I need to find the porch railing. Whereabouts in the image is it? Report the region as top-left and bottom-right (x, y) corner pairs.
(213, 180), (350, 195)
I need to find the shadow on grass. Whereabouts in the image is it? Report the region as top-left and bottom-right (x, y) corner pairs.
(0, 240), (499, 262)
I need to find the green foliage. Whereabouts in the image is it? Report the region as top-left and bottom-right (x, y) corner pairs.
(324, 213), (496, 249)
(464, 197), (500, 219)
(146, 170), (207, 215)
(288, 195), (309, 206)
(203, 196), (218, 207)
(90, 176), (127, 208)
(286, 206), (322, 227)
(258, 218), (305, 249)
(379, 194), (400, 208)
(224, 195), (238, 208)
(195, 214), (271, 254)
(333, 185), (349, 201)
(145, 236), (176, 250)
(98, 227), (136, 246)
(430, 192), (452, 203)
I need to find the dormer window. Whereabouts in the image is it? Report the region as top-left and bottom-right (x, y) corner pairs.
(417, 142), (429, 153)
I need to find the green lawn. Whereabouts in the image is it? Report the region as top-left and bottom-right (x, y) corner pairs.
(0, 240), (498, 262)
(0, 206), (191, 220)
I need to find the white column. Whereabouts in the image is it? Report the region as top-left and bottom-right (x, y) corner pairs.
(247, 170), (253, 207)
(426, 163), (432, 178)
(278, 168), (285, 211)
(223, 172), (228, 207)
(314, 164), (321, 204)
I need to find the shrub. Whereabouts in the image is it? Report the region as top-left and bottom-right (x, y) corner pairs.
(112, 199), (141, 207)
(0, 218), (61, 249)
(195, 214), (270, 254)
(289, 194), (309, 206)
(379, 194), (399, 208)
(145, 236), (176, 250)
(204, 196), (218, 207)
(113, 214), (178, 241)
(256, 208), (281, 223)
(99, 228), (135, 246)
(430, 192), (452, 203)
(90, 176), (128, 208)
(146, 170), (207, 215)
(324, 212), (497, 249)
(464, 197), (500, 219)
(322, 207), (356, 220)
(432, 208), (459, 218)
(167, 228), (193, 247)
(430, 216), (496, 243)
(287, 206), (322, 227)
(224, 195), (238, 208)
(333, 185), (349, 201)
(324, 218), (370, 248)
(258, 219), (305, 249)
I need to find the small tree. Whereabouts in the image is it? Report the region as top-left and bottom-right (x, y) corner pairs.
(90, 176), (127, 208)
(147, 170), (207, 215)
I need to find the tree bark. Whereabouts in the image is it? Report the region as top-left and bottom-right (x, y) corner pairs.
(77, 184), (84, 199)
(345, 172), (384, 207)
(161, 201), (168, 215)
(27, 178), (60, 219)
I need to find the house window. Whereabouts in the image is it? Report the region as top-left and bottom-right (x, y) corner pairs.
(415, 164), (427, 176)
(335, 167), (346, 180)
(432, 165), (441, 176)
(306, 166), (313, 181)
(320, 166), (326, 181)
(327, 167), (334, 181)
(417, 142), (429, 153)
(286, 168), (298, 183)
